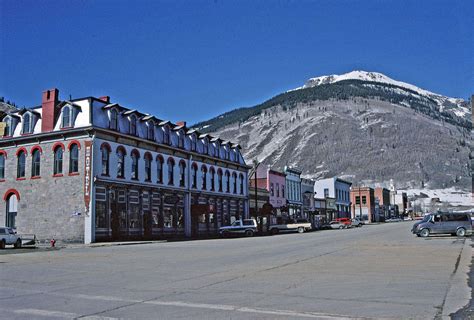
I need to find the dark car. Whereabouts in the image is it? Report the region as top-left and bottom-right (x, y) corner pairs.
(412, 213), (472, 237)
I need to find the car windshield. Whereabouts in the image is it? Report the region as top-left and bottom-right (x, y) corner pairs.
(8, 229), (15, 234)
(231, 221), (240, 226)
(422, 215), (431, 222)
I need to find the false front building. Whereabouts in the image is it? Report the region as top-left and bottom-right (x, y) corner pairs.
(0, 89), (250, 243)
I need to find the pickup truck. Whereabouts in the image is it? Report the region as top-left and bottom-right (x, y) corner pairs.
(268, 219), (312, 235)
(0, 227), (22, 249)
(219, 219), (258, 237)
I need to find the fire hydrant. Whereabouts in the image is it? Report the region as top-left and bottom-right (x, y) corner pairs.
(50, 239), (56, 247)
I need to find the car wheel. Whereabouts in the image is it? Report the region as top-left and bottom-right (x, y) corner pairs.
(245, 230), (254, 237)
(358, 224), (363, 227)
(221, 231), (228, 238)
(338, 225), (344, 229)
(420, 228), (430, 238)
(271, 228), (279, 235)
(0, 240), (5, 249)
(456, 228), (466, 237)
(14, 239), (22, 249)
(297, 227), (304, 233)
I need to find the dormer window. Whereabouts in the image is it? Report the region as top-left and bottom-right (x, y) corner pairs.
(191, 134), (197, 151)
(147, 122), (155, 140)
(129, 115), (137, 136)
(3, 116), (16, 136)
(109, 109), (118, 130)
(203, 138), (209, 155)
(178, 130), (185, 149)
(163, 126), (170, 145)
(214, 143), (220, 158)
(61, 106), (71, 128)
(22, 113), (31, 134)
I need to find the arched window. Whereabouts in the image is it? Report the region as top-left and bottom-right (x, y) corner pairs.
(239, 173), (244, 195)
(0, 153), (5, 179)
(191, 135), (197, 151)
(31, 149), (41, 177)
(17, 150), (26, 178)
(129, 115), (137, 136)
(144, 153), (152, 181)
(3, 116), (14, 136)
(178, 131), (185, 149)
(22, 113), (31, 134)
(117, 147), (125, 178)
(100, 144), (110, 176)
(209, 167), (215, 191)
(179, 160), (186, 187)
(62, 106), (71, 128)
(147, 122), (154, 140)
(163, 126), (170, 145)
(131, 150), (139, 180)
(109, 109), (118, 130)
(191, 163), (198, 188)
(69, 144), (79, 174)
(156, 155), (164, 183)
(53, 146), (63, 175)
(225, 170), (230, 193)
(201, 165), (207, 190)
(203, 138), (209, 155)
(167, 157), (175, 185)
(217, 169), (223, 192)
(5, 192), (18, 229)
(232, 172), (237, 194)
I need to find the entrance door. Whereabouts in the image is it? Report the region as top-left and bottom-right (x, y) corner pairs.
(6, 193), (18, 229)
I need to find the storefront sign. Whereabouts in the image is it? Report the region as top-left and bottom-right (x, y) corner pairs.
(83, 141), (92, 213)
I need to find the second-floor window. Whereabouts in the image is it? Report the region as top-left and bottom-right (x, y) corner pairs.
(210, 168), (215, 191)
(218, 170), (223, 192)
(282, 185), (285, 198)
(131, 151), (139, 180)
(69, 144), (79, 174)
(201, 165), (207, 190)
(191, 163), (198, 188)
(53, 146), (63, 175)
(31, 149), (41, 177)
(157, 156), (163, 183)
(276, 184), (280, 197)
(167, 158), (175, 185)
(225, 171), (230, 193)
(17, 150), (26, 178)
(0, 154), (4, 179)
(117, 148), (125, 178)
(232, 172), (237, 194)
(101, 145), (110, 176)
(270, 183), (274, 196)
(179, 161), (186, 187)
(144, 154), (152, 181)
(324, 188), (329, 198)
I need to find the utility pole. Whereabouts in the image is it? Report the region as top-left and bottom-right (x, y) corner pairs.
(359, 187), (363, 221)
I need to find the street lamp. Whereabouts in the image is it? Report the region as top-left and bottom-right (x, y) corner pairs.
(252, 159), (262, 232)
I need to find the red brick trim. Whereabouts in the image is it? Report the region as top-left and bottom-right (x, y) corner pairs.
(116, 145), (127, 155)
(67, 140), (81, 150)
(31, 176), (41, 180)
(3, 189), (20, 201)
(0, 150), (7, 158)
(0, 179), (5, 182)
(52, 142), (65, 151)
(30, 145), (43, 155)
(100, 142), (112, 151)
(16, 177), (26, 181)
(16, 147), (28, 156)
(52, 174), (63, 177)
(131, 148), (140, 158)
(68, 172), (80, 176)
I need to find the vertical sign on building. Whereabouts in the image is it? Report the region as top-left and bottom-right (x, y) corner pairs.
(84, 141), (93, 214)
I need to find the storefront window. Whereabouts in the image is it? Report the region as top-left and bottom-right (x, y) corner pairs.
(129, 190), (141, 229)
(95, 187), (107, 228)
(151, 192), (161, 229)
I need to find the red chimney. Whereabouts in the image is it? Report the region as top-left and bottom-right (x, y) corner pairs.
(41, 88), (59, 132)
(176, 121), (186, 127)
(99, 96), (110, 103)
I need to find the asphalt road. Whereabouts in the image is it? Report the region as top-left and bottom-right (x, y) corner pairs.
(0, 222), (471, 320)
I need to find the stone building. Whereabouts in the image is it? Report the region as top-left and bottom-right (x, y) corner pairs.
(0, 89), (249, 243)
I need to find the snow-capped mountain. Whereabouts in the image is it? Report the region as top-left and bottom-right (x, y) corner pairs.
(297, 70), (469, 118)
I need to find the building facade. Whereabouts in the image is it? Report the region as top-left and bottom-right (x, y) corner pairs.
(301, 178), (315, 219)
(350, 186), (375, 223)
(252, 166), (287, 215)
(0, 89), (250, 243)
(374, 187), (391, 220)
(313, 177), (352, 218)
(284, 166), (302, 219)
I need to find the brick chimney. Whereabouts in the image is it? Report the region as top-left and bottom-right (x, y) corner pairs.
(176, 121), (186, 127)
(99, 96), (110, 103)
(41, 88), (59, 132)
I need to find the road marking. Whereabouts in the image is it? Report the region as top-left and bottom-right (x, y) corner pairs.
(12, 308), (119, 319)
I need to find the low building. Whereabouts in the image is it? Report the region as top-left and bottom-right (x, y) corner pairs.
(313, 177), (352, 218)
(301, 178), (315, 219)
(0, 89), (250, 243)
(374, 187), (391, 220)
(251, 166), (287, 215)
(284, 166), (303, 219)
(350, 186), (375, 223)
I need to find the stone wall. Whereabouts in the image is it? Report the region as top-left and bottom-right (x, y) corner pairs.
(0, 138), (89, 243)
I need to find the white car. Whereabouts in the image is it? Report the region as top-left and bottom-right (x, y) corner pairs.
(219, 219), (258, 237)
(351, 218), (364, 227)
(329, 221), (346, 229)
(0, 227), (22, 249)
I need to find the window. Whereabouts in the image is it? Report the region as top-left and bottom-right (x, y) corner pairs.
(129, 115), (137, 136)
(191, 163), (198, 188)
(282, 185), (285, 198)
(215, 143), (220, 158)
(3, 117), (14, 136)
(22, 113), (31, 134)
(69, 144), (79, 173)
(362, 196), (367, 204)
(131, 150), (139, 180)
(276, 184), (280, 197)
(355, 196), (360, 205)
(31, 149), (41, 177)
(239, 173), (244, 195)
(225, 171), (230, 193)
(117, 148), (125, 178)
(179, 161), (186, 187)
(324, 188), (329, 198)
(54, 147), (63, 175)
(191, 135), (197, 151)
(0, 154), (4, 179)
(147, 122), (154, 140)
(17, 151), (26, 178)
(144, 153), (152, 181)
(201, 165), (207, 190)
(163, 126), (170, 145)
(109, 109), (118, 130)
(232, 172), (237, 194)
(270, 183), (274, 196)
(218, 169), (223, 192)
(101, 145), (110, 176)
(167, 158), (175, 185)
(210, 167), (215, 191)
(203, 138), (209, 154)
(62, 106), (71, 128)
(157, 156), (164, 183)
(178, 131), (185, 149)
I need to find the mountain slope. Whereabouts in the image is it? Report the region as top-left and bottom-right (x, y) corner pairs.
(193, 71), (472, 191)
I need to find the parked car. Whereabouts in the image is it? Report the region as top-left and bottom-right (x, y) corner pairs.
(351, 218), (364, 227)
(334, 218), (352, 227)
(268, 219), (312, 235)
(386, 217), (402, 222)
(329, 221), (346, 229)
(0, 227), (22, 249)
(412, 212), (472, 237)
(219, 219), (257, 237)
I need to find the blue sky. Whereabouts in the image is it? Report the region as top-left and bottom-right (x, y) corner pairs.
(1, 0), (472, 124)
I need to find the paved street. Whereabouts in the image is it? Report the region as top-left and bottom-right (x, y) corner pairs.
(0, 222), (471, 319)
